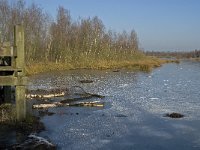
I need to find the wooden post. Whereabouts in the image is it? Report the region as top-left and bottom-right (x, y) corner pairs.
(14, 25), (26, 120)
(16, 85), (26, 120)
(14, 25), (25, 73)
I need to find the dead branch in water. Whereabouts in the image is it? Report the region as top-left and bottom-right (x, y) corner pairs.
(26, 92), (65, 99)
(32, 101), (104, 109)
(60, 93), (105, 104)
(79, 80), (94, 83)
(26, 88), (67, 99)
(26, 86), (105, 101)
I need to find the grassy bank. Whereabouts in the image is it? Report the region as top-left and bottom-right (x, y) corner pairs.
(26, 55), (169, 75)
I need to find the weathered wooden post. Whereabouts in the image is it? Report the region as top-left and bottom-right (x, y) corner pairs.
(14, 25), (26, 120)
(0, 25), (27, 121)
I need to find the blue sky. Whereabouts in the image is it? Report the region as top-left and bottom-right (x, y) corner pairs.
(24, 0), (200, 51)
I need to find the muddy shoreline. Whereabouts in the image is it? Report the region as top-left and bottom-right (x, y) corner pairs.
(0, 113), (55, 149)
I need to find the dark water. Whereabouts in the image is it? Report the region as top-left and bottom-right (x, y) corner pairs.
(28, 60), (200, 150)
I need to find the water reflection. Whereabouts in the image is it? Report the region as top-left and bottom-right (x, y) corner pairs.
(28, 61), (200, 150)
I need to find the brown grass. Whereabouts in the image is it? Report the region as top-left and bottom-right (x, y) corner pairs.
(26, 56), (168, 75)
(0, 103), (16, 123)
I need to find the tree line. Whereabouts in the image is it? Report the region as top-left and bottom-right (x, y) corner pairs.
(145, 50), (200, 59)
(0, 0), (140, 65)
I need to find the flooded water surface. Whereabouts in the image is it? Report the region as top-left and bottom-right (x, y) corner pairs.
(29, 60), (200, 150)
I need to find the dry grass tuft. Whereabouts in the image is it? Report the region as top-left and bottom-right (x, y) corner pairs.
(0, 103), (16, 123)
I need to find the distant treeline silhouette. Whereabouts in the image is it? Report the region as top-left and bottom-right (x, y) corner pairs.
(0, 0), (140, 65)
(145, 50), (200, 59)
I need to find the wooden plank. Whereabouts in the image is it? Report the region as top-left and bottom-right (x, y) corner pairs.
(0, 76), (16, 85)
(0, 76), (27, 85)
(0, 66), (22, 71)
(0, 47), (13, 56)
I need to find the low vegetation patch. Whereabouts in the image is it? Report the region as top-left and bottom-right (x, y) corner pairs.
(0, 103), (16, 123)
(0, 103), (44, 133)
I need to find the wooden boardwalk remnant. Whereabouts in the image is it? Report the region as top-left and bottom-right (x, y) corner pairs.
(0, 25), (27, 120)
